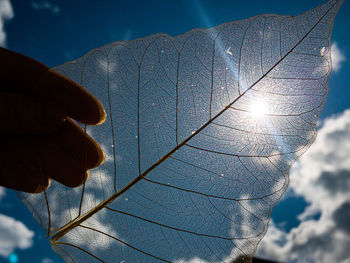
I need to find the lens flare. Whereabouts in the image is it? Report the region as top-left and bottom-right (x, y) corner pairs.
(8, 253), (18, 263)
(249, 99), (268, 118)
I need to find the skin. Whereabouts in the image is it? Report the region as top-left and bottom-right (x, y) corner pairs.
(0, 47), (106, 193)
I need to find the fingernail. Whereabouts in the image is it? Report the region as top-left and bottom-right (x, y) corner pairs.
(85, 170), (91, 181)
(47, 178), (52, 188)
(100, 149), (106, 165)
(34, 184), (48, 193)
(96, 107), (107, 125)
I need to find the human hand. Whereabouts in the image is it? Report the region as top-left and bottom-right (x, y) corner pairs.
(0, 47), (106, 193)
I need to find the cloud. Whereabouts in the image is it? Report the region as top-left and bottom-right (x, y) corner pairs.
(331, 42), (345, 73)
(41, 257), (54, 263)
(318, 170), (350, 195)
(0, 186), (35, 258)
(0, 0), (14, 47)
(255, 220), (288, 261)
(31, 1), (60, 15)
(332, 201), (350, 235)
(257, 109), (350, 263)
(63, 205), (121, 252)
(0, 214), (35, 257)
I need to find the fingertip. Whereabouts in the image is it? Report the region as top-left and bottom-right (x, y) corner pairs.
(90, 142), (105, 169)
(41, 69), (107, 126)
(78, 91), (106, 125)
(78, 97), (106, 126)
(28, 174), (51, 193)
(67, 170), (90, 188)
(33, 183), (50, 194)
(57, 119), (106, 169)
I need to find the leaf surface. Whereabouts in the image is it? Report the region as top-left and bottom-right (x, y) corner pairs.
(18, 0), (342, 262)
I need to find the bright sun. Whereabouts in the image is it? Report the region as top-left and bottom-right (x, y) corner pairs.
(249, 99), (268, 118)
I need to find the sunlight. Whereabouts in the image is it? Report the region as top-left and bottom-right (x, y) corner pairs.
(249, 99), (268, 118)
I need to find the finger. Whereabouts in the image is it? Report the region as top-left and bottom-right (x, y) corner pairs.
(0, 47), (47, 89)
(39, 140), (90, 187)
(0, 175), (50, 194)
(38, 119), (105, 187)
(0, 135), (86, 191)
(0, 167), (50, 193)
(0, 141), (51, 193)
(36, 69), (106, 125)
(0, 47), (106, 125)
(47, 118), (105, 170)
(0, 93), (67, 135)
(0, 126), (100, 190)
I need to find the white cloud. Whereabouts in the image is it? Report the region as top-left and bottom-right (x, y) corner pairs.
(31, 1), (60, 15)
(256, 220), (288, 261)
(0, 179), (34, 258)
(331, 42), (345, 73)
(257, 109), (350, 263)
(0, 214), (35, 257)
(64, 206), (121, 252)
(0, 0), (14, 47)
(41, 257), (54, 263)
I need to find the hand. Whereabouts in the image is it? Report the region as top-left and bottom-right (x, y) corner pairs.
(0, 47), (106, 193)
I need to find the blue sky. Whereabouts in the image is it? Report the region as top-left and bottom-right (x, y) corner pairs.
(0, 0), (349, 263)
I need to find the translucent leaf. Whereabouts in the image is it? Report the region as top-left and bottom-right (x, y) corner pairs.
(18, 0), (343, 262)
